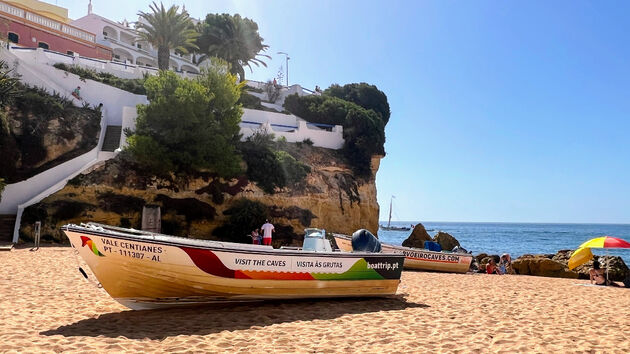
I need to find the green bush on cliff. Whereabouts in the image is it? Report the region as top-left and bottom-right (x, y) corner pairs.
(284, 90), (385, 177)
(53, 63), (147, 95)
(324, 83), (391, 124)
(126, 60), (243, 177)
(239, 131), (311, 193)
(0, 60), (19, 108)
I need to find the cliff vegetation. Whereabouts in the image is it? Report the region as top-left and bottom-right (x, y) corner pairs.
(0, 61), (101, 184)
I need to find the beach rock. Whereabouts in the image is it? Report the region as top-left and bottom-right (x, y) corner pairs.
(475, 253), (488, 264)
(552, 250), (629, 281)
(402, 223), (432, 248)
(433, 231), (460, 251)
(512, 255), (578, 279)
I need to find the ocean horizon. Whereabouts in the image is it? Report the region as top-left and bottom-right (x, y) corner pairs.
(376, 221), (630, 264)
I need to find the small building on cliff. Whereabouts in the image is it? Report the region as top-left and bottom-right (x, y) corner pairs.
(71, 1), (198, 73)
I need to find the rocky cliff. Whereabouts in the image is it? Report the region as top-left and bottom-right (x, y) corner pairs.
(0, 86), (101, 183)
(20, 146), (382, 246)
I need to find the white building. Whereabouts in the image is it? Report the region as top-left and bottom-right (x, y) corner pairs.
(71, 1), (199, 73)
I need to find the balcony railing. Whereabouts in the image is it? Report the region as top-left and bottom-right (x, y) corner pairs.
(0, 0), (96, 43)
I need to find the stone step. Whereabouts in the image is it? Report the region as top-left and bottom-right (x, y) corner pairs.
(0, 214), (17, 243)
(101, 125), (122, 152)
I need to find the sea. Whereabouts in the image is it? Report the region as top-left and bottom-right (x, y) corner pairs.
(378, 221), (630, 265)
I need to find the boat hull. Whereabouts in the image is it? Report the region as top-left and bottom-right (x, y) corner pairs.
(63, 225), (405, 310)
(333, 234), (472, 273)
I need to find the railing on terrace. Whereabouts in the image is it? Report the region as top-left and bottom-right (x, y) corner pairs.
(241, 121), (335, 132)
(0, 0), (96, 43)
(104, 35), (194, 65)
(12, 45), (199, 78)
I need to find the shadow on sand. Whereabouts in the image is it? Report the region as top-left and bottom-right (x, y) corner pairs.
(41, 296), (428, 339)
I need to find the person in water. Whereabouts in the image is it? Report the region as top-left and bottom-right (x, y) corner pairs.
(589, 260), (620, 287)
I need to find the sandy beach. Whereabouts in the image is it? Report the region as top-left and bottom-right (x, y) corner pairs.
(1, 247), (629, 353)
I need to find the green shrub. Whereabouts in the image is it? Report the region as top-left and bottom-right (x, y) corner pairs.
(212, 198), (269, 243)
(0, 60), (19, 108)
(283, 92), (385, 177)
(53, 63), (147, 95)
(239, 91), (264, 109)
(325, 83), (390, 124)
(244, 84), (264, 93)
(126, 61), (243, 177)
(239, 131), (310, 193)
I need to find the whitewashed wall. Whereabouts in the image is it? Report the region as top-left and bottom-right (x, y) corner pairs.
(240, 109), (343, 149)
(120, 106), (138, 148)
(11, 46), (199, 80)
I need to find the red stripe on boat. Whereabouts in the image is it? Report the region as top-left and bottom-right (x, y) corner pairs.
(180, 247), (249, 279)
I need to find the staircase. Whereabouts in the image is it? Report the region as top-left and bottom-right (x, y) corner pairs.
(101, 125), (122, 152)
(0, 214), (16, 247)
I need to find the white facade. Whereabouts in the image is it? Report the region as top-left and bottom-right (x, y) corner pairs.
(71, 13), (199, 73)
(240, 109), (344, 150)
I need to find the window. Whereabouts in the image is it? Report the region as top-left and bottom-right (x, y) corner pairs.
(136, 43), (142, 49)
(38, 42), (49, 49)
(114, 54), (120, 59)
(8, 32), (18, 43)
(67, 51), (75, 56)
(103, 31), (108, 37)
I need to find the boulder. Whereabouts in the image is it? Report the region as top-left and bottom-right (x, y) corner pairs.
(433, 231), (460, 251)
(478, 255), (500, 272)
(402, 223), (432, 248)
(552, 250), (628, 281)
(512, 254), (578, 279)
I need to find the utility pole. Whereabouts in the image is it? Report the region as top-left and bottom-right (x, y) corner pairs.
(277, 51), (290, 86)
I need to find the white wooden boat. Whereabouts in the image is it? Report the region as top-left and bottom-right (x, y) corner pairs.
(333, 233), (472, 274)
(62, 223), (405, 310)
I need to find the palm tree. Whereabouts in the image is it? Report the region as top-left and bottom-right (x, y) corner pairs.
(196, 14), (270, 80)
(136, 2), (198, 71)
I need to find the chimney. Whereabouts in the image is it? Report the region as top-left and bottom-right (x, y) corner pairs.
(88, 0), (93, 15)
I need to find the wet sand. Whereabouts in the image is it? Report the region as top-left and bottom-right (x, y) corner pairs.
(1, 247), (629, 353)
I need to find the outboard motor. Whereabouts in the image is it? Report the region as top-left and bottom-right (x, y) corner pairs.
(351, 229), (382, 253)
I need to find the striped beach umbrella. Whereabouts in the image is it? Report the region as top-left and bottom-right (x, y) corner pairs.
(568, 236), (630, 276)
(577, 236), (630, 249)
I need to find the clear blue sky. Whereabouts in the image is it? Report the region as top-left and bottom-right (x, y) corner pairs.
(58, 0), (630, 224)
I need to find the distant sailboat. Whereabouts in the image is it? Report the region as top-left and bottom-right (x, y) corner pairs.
(380, 196), (411, 231)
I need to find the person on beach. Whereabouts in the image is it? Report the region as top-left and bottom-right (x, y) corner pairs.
(261, 219), (274, 246)
(250, 229), (261, 245)
(499, 253), (513, 275)
(589, 260), (620, 287)
(486, 258), (501, 275)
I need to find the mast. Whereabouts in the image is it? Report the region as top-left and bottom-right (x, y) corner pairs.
(388, 197), (392, 228)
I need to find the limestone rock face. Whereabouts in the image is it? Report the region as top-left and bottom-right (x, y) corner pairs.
(433, 231), (460, 252)
(402, 223), (432, 248)
(20, 149), (382, 246)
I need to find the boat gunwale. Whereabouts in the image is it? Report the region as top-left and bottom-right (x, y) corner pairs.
(62, 224), (406, 260)
(332, 233), (473, 260)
